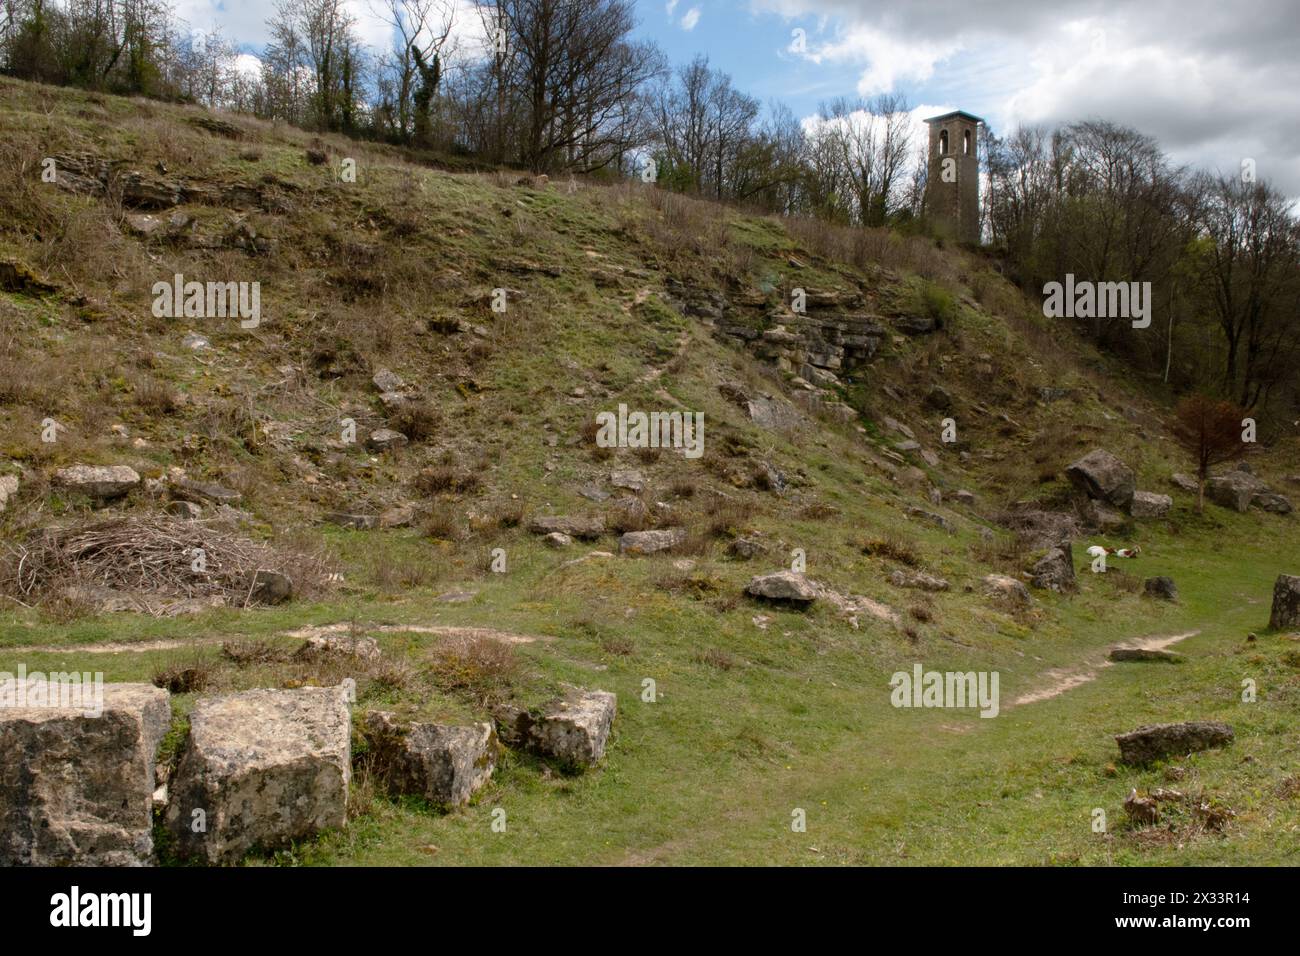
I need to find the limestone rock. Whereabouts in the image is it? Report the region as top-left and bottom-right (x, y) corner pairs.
(1030, 542), (1076, 592)
(1170, 473), (1199, 493)
(363, 713), (497, 807)
(53, 464), (141, 500)
(1253, 492), (1293, 515)
(165, 686), (352, 864)
(1270, 574), (1300, 630)
(543, 531), (573, 548)
(0, 681), (170, 866)
(296, 634), (381, 662)
(0, 473), (18, 512)
(619, 528), (686, 555)
(528, 514), (605, 540)
(728, 537), (766, 560)
(371, 368), (405, 393)
(1082, 499), (1126, 531)
(888, 569), (950, 592)
(1115, 721), (1233, 765)
(982, 574), (1030, 606)
(745, 570), (817, 606)
(1131, 491), (1172, 518)
(366, 428), (408, 452)
(1206, 471), (1264, 512)
(507, 688), (616, 770)
(170, 477), (242, 505)
(1065, 449), (1135, 510)
(325, 512), (379, 530)
(610, 469), (645, 493)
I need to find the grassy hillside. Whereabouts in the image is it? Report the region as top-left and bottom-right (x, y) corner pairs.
(0, 76), (1297, 866)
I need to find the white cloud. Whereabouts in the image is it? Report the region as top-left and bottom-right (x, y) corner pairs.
(680, 7), (701, 31)
(667, 0), (680, 18)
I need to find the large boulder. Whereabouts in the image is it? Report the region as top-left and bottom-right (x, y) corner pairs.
(618, 528), (686, 555)
(1270, 574), (1300, 630)
(53, 464), (141, 501)
(745, 570), (818, 606)
(1081, 499), (1127, 532)
(1030, 542), (1076, 592)
(0, 680), (170, 865)
(528, 514), (605, 540)
(1130, 491), (1172, 518)
(1206, 471), (1265, 513)
(1115, 721), (1233, 765)
(1065, 450), (1135, 510)
(165, 686), (352, 864)
(503, 688), (616, 770)
(363, 713), (497, 807)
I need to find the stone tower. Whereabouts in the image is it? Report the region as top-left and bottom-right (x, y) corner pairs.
(923, 110), (983, 245)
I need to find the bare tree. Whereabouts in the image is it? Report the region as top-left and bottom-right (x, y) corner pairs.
(1173, 394), (1249, 513)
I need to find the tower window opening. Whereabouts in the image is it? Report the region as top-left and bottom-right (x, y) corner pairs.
(963, 130), (971, 155)
(939, 130), (948, 155)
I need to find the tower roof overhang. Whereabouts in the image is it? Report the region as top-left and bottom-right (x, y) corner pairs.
(924, 110), (985, 126)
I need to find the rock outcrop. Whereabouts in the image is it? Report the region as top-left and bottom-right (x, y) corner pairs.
(500, 688), (616, 770)
(1030, 542), (1076, 592)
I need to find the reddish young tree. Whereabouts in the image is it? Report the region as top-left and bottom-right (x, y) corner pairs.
(1173, 394), (1249, 513)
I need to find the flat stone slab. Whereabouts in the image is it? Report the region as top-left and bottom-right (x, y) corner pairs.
(502, 688), (616, 769)
(746, 570), (817, 605)
(165, 686), (351, 864)
(528, 515), (605, 539)
(0, 681), (170, 866)
(619, 528), (686, 555)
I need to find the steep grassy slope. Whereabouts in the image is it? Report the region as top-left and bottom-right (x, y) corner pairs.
(0, 77), (1296, 865)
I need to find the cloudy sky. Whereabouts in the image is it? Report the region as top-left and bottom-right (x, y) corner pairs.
(175, 0), (1300, 196)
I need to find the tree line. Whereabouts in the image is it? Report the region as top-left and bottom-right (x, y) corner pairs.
(3, 0), (1298, 423)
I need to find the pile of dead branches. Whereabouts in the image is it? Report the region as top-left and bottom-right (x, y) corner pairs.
(0, 515), (336, 608)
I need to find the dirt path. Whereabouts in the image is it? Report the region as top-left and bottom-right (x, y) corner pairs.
(1009, 630), (1199, 707)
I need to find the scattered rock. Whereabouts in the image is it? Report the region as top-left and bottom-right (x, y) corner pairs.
(325, 512), (379, 530)
(165, 686), (352, 864)
(53, 464), (141, 501)
(0, 681), (170, 866)
(363, 713), (497, 807)
(528, 514), (605, 540)
(171, 477), (242, 506)
(1253, 492), (1293, 515)
(501, 688), (616, 769)
(296, 634), (381, 662)
(907, 506), (953, 532)
(888, 569), (950, 592)
(366, 428), (408, 452)
(372, 368), (405, 393)
(1114, 721), (1234, 765)
(619, 528), (686, 555)
(1206, 471), (1264, 513)
(1170, 473), (1199, 493)
(0, 473), (18, 512)
(1030, 542), (1076, 592)
(1065, 449), (1135, 510)
(728, 536), (765, 560)
(1270, 574), (1300, 630)
(165, 499), (203, 520)
(543, 531), (573, 548)
(247, 569), (293, 605)
(1143, 576), (1178, 601)
(379, 504), (416, 528)
(745, 570), (818, 606)
(1081, 499), (1127, 531)
(953, 490), (976, 507)
(610, 469), (645, 493)
(981, 574), (1030, 606)
(1124, 789), (1159, 826)
(1130, 491), (1172, 518)
(1109, 647), (1183, 663)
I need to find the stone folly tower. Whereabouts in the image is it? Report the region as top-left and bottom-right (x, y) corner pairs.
(924, 110), (983, 245)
